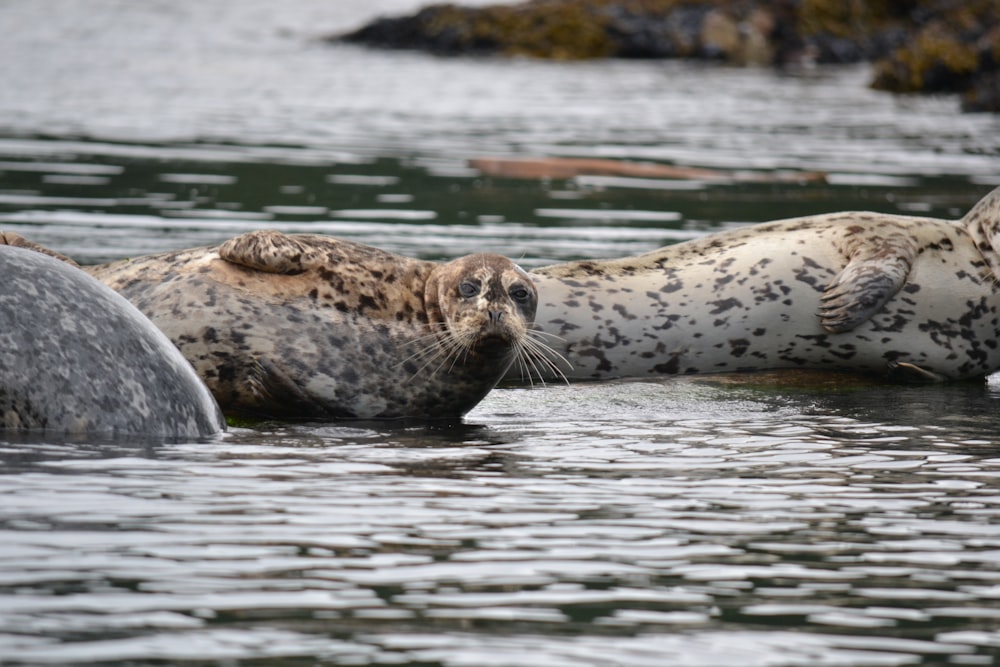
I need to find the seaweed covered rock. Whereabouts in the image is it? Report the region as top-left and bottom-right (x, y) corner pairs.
(340, 2), (615, 59)
(340, 1), (801, 64)
(337, 0), (1000, 111)
(963, 69), (1000, 113)
(337, 0), (907, 65)
(871, 11), (1000, 112)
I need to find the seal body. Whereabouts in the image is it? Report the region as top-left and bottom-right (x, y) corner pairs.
(0, 245), (224, 438)
(86, 231), (540, 420)
(527, 186), (1000, 383)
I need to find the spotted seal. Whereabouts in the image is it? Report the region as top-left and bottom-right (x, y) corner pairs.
(524, 185), (1000, 383)
(84, 230), (550, 420)
(0, 243), (224, 438)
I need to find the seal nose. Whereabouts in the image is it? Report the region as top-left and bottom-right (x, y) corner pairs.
(488, 309), (504, 325)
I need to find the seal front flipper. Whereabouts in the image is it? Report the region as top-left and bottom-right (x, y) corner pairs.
(244, 355), (335, 420)
(819, 259), (908, 332)
(818, 227), (918, 333)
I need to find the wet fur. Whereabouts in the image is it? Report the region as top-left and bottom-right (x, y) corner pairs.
(86, 231), (544, 420)
(0, 245), (223, 437)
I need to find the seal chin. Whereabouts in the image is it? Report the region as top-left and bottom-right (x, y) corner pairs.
(471, 333), (517, 356)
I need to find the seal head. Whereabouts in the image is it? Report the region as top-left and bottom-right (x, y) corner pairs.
(420, 252), (538, 370)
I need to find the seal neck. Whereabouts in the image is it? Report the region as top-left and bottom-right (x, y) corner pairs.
(962, 186), (1000, 282)
(421, 265), (447, 330)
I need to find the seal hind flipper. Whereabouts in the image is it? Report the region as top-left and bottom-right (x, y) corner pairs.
(0, 231), (80, 267)
(887, 360), (947, 383)
(818, 226), (919, 333)
(218, 230), (318, 275)
(217, 230), (421, 290)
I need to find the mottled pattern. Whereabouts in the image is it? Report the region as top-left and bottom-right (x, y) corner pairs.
(526, 186), (1000, 383)
(87, 230), (538, 420)
(0, 246), (224, 438)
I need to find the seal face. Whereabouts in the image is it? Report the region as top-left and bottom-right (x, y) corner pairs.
(86, 231), (546, 420)
(0, 245), (224, 438)
(522, 186), (1000, 383)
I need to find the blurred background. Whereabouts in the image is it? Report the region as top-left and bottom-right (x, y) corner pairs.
(0, 0), (997, 267)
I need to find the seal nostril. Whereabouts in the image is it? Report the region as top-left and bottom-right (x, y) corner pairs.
(488, 310), (503, 325)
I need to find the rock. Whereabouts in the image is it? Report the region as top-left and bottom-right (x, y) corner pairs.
(871, 23), (980, 94)
(336, 0), (1000, 112)
(700, 9), (740, 61)
(963, 70), (1000, 113)
(341, 3), (615, 59)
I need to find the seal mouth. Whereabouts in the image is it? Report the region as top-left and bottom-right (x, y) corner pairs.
(477, 331), (513, 346)
(471, 327), (520, 356)
(481, 316), (521, 341)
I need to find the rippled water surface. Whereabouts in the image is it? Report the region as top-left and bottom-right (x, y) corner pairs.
(2, 1), (1000, 665)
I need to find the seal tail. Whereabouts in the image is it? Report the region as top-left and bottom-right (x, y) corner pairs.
(0, 231), (80, 267)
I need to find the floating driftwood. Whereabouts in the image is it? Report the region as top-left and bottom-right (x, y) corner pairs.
(469, 156), (827, 184)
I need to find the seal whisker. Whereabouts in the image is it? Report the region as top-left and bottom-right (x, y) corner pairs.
(401, 331), (468, 381)
(514, 332), (571, 385)
(526, 328), (567, 344)
(525, 330), (572, 371)
(520, 328), (572, 383)
(398, 332), (450, 364)
(396, 336), (446, 368)
(513, 343), (549, 387)
(441, 332), (474, 375)
(510, 350), (535, 387)
(394, 321), (469, 381)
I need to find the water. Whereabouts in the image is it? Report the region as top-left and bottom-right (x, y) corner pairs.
(2, 1), (1000, 665)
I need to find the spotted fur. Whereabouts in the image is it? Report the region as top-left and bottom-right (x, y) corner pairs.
(0, 245), (224, 438)
(525, 186), (1000, 383)
(85, 230), (539, 420)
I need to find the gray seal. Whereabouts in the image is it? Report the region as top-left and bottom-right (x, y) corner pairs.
(525, 185), (1000, 383)
(0, 244), (224, 438)
(85, 230), (549, 420)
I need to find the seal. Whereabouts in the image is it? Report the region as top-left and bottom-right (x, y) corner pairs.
(524, 185), (1000, 383)
(0, 243), (225, 438)
(84, 230), (551, 420)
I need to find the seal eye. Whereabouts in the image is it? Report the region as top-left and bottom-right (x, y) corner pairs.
(459, 281), (480, 298)
(509, 285), (531, 302)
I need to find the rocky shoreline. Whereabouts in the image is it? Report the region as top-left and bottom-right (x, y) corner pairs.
(336, 0), (1000, 112)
